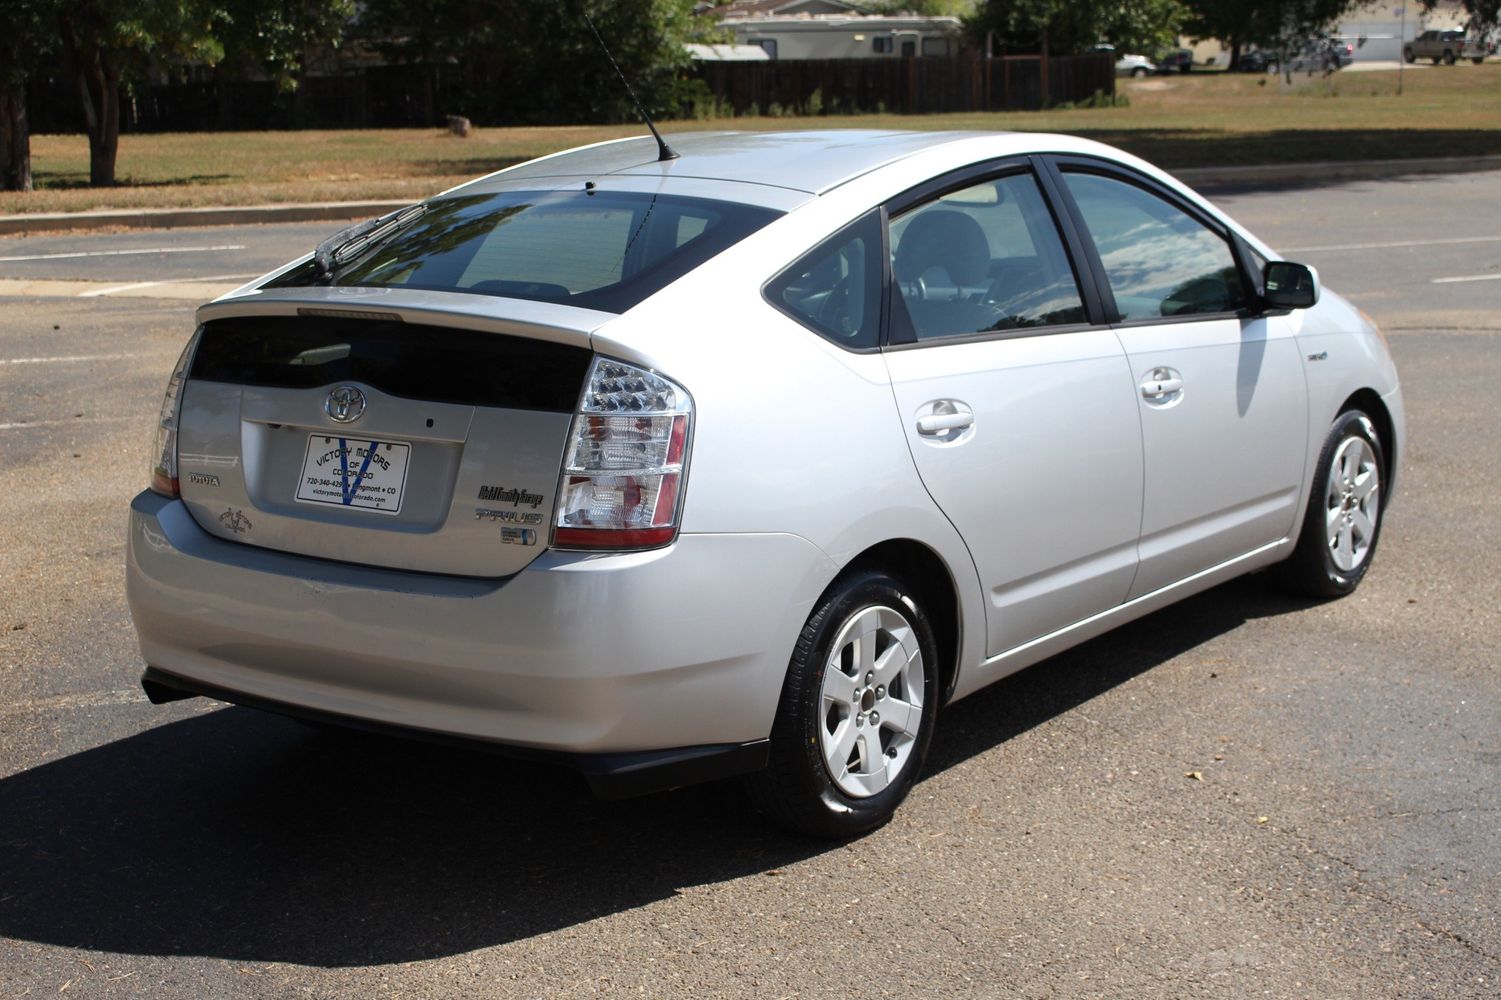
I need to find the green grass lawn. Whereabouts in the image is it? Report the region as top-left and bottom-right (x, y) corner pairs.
(5, 65), (1499, 215)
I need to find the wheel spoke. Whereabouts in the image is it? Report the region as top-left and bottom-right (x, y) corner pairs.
(1354, 469), (1379, 501)
(1325, 501), (1342, 535)
(882, 694), (918, 736)
(823, 717), (857, 778)
(858, 723), (888, 786)
(1352, 509), (1375, 544)
(1335, 524), (1355, 567)
(822, 664), (857, 705)
(871, 641), (906, 688)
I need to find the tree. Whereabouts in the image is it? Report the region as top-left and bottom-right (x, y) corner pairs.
(358, 0), (701, 125)
(967, 0), (1187, 57)
(0, 0), (50, 191)
(56, 0), (225, 186)
(216, 0), (355, 95)
(1423, 0), (1501, 36)
(1181, 0), (1360, 69)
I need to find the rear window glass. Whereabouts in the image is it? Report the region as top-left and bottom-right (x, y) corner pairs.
(266, 190), (782, 314)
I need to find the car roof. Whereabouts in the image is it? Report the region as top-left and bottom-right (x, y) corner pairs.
(455, 129), (996, 197)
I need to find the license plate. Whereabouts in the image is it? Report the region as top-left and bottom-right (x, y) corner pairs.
(296, 435), (412, 515)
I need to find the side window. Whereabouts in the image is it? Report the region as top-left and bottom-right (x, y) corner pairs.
(888, 171), (1086, 341)
(766, 210), (882, 350)
(873, 37), (893, 54)
(1061, 171), (1249, 321)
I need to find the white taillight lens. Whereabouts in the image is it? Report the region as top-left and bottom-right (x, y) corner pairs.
(553, 358), (692, 550)
(148, 328), (202, 498)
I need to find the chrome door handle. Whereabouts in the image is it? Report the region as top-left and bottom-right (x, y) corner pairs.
(917, 412), (975, 435)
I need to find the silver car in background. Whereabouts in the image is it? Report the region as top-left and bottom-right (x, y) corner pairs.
(127, 131), (1402, 837)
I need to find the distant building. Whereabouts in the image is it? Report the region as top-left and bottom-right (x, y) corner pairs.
(1184, 0), (1474, 66)
(699, 1), (965, 60)
(1333, 0), (1471, 61)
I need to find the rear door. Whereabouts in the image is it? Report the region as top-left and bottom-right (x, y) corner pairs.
(1049, 161), (1308, 599)
(879, 163), (1144, 656)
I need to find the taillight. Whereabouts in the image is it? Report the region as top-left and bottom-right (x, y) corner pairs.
(148, 328), (202, 498)
(553, 357), (692, 550)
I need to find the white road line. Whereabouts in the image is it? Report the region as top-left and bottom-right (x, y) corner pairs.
(1433, 273), (1501, 284)
(0, 244), (245, 263)
(0, 416), (119, 431)
(1282, 235), (1501, 253)
(77, 272), (257, 297)
(0, 352), (142, 365)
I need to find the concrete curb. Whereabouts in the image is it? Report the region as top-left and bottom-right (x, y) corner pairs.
(0, 200), (411, 236)
(2, 155), (1499, 235)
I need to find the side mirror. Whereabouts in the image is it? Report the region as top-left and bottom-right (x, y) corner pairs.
(1262, 260), (1320, 310)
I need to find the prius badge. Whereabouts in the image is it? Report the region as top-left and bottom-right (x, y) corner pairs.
(325, 385), (366, 423)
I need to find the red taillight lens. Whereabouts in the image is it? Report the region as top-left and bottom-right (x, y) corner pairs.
(552, 358), (692, 551)
(148, 328), (202, 498)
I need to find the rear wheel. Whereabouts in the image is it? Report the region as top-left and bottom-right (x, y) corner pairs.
(746, 569), (939, 838)
(1443, 50), (1456, 65)
(1474, 57), (1486, 65)
(1131, 66), (1148, 78)
(1276, 410), (1386, 598)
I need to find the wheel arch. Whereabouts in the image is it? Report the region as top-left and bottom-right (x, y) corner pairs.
(843, 538), (963, 707)
(1340, 387), (1397, 495)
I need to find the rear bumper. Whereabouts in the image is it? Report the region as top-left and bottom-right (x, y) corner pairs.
(127, 491), (836, 786)
(140, 666), (768, 798)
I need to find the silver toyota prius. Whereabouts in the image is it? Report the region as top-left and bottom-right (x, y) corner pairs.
(127, 130), (1402, 837)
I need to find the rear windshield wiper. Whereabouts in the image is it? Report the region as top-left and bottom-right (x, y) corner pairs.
(312, 203), (427, 281)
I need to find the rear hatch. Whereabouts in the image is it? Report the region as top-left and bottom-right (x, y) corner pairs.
(177, 310), (593, 577)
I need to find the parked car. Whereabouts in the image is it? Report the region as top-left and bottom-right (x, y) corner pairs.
(1404, 28), (1487, 64)
(1154, 47), (1194, 73)
(1239, 40), (1354, 74)
(128, 129), (1403, 838)
(1091, 44), (1157, 78)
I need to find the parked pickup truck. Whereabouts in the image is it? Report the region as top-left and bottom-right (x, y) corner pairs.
(1404, 29), (1487, 65)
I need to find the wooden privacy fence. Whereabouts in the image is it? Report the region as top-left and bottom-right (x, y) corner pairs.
(698, 54), (1115, 115)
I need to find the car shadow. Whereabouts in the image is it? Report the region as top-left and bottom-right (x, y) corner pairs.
(0, 575), (1313, 967)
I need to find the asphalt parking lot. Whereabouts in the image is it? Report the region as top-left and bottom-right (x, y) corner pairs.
(1, 168), (1499, 999)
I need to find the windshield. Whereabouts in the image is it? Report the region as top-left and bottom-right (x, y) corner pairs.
(267, 189), (782, 314)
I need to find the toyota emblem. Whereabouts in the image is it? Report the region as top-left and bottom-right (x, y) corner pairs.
(325, 385), (366, 423)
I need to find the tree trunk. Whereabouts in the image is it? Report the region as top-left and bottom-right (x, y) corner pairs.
(62, 21), (121, 187)
(0, 85), (32, 192)
(1229, 40), (1242, 72)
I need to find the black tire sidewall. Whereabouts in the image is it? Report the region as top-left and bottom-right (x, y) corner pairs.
(767, 570), (940, 837)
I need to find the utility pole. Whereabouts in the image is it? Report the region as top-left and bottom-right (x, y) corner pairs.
(1397, 3), (1406, 95)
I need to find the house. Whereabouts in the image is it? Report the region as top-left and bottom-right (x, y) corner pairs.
(699, 1), (965, 60)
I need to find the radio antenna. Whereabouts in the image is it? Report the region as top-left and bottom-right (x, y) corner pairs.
(583, 12), (678, 162)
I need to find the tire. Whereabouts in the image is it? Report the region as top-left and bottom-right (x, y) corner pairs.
(746, 569), (940, 838)
(1266, 60), (1280, 75)
(1432, 55), (1443, 65)
(1276, 410), (1387, 599)
(1404, 47), (1415, 64)
(1131, 66), (1148, 78)
(1474, 57), (1486, 65)
(1443, 50), (1456, 65)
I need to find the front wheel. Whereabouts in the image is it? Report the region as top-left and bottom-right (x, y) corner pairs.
(746, 569), (939, 838)
(1276, 410), (1386, 598)
(1404, 47), (1416, 63)
(1131, 66), (1148, 78)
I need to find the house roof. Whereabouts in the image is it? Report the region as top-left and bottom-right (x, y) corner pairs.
(702, 1), (863, 19)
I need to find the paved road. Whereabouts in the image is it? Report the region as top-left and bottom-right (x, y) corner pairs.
(1, 171), (1498, 999)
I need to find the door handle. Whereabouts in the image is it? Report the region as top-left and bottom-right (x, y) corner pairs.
(1139, 368), (1184, 400)
(917, 412), (975, 435)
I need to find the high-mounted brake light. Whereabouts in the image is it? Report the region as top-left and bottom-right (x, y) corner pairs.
(553, 357), (692, 550)
(148, 328), (202, 498)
